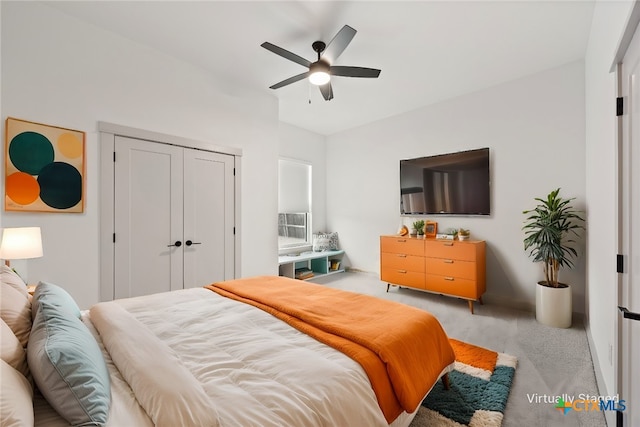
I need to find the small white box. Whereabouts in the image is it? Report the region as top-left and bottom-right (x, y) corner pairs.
(436, 234), (454, 240)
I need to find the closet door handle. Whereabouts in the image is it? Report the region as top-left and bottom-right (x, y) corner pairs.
(185, 240), (202, 247)
(619, 306), (640, 321)
(167, 241), (182, 247)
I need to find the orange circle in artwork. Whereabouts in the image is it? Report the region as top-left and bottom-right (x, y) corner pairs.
(57, 133), (83, 159)
(6, 172), (40, 205)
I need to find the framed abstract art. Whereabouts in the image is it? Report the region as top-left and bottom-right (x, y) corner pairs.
(5, 117), (85, 213)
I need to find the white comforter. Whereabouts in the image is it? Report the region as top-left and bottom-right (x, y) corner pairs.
(89, 287), (399, 427)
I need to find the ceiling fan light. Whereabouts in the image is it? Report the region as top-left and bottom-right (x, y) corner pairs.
(309, 71), (330, 86)
(308, 61), (330, 86)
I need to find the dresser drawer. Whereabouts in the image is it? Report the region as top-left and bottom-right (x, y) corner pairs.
(425, 274), (479, 299)
(426, 258), (476, 280)
(382, 253), (425, 272)
(382, 269), (425, 289)
(425, 240), (477, 261)
(381, 236), (425, 256)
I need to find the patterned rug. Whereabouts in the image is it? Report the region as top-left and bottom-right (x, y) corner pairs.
(415, 339), (517, 427)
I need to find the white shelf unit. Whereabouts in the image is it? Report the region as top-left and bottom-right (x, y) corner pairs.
(278, 250), (345, 281)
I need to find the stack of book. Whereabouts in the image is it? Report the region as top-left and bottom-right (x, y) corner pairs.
(295, 267), (314, 280)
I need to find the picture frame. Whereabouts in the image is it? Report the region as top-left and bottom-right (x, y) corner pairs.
(5, 117), (85, 213)
(425, 221), (438, 238)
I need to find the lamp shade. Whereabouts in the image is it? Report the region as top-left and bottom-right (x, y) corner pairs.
(0, 227), (43, 260)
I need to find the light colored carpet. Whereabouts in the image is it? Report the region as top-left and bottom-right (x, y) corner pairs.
(313, 271), (605, 427)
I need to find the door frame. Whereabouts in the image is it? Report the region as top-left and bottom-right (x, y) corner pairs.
(612, 4), (640, 426)
(98, 122), (242, 301)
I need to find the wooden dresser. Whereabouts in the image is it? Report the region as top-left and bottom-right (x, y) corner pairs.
(380, 235), (486, 313)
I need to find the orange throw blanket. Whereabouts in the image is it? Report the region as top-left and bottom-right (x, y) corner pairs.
(205, 276), (455, 423)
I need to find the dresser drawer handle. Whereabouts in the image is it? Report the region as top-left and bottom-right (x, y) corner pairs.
(444, 259), (454, 264)
(443, 242), (454, 247)
(397, 254), (407, 258)
(444, 277), (454, 281)
(397, 239), (407, 243)
(397, 270), (407, 274)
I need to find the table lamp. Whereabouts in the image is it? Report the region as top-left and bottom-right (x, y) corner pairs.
(0, 227), (43, 267)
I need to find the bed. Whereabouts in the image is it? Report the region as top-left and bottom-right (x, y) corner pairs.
(1, 268), (455, 427)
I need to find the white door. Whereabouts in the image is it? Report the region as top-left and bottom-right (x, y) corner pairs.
(114, 136), (235, 298)
(114, 136), (184, 298)
(183, 148), (235, 288)
(619, 21), (640, 427)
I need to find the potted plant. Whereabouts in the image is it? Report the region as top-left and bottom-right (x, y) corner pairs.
(443, 228), (458, 240)
(457, 228), (470, 241)
(412, 220), (425, 238)
(523, 188), (585, 328)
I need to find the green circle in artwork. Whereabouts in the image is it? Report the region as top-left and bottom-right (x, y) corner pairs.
(38, 162), (82, 210)
(9, 132), (55, 175)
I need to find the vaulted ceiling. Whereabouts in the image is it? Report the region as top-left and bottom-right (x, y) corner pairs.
(47, 1), (595, 135)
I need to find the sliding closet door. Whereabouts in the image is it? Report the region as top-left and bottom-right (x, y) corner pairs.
(114, 136), (184, 298)
(183, 149), (235, 288)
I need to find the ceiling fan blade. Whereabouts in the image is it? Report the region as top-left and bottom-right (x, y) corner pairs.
(322, 25), (357, 64)
(261, 42), (311, 68)
(319, 82), (334, 101)
(330, 66), (381, 78)
(269, 72), (309, 89)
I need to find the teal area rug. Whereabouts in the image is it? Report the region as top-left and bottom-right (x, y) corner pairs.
(417, 339), (517, 427)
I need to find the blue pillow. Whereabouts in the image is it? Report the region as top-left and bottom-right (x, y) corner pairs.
(31, 281), (81, 319)
(28, 288), (111, 426)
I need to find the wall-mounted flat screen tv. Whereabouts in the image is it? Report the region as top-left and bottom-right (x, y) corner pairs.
(400, 148), (490, 215)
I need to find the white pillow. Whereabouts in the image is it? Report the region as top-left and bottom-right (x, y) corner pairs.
(312, 232), (339, 252)
(0, 358), (34, 427)
(0, 282), (32, 348)
(0, 265), (29, 299)
(0, 318), (29, 380)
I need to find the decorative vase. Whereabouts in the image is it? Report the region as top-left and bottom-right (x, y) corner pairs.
(535, 281), (572, 328)
(458, 235), (469, 241)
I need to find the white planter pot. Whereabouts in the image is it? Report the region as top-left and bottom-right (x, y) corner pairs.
(536, 282), (572, 328)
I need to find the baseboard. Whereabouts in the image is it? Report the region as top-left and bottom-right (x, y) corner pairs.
(345, 267), (369, 273)
(585, 324), (613, 427)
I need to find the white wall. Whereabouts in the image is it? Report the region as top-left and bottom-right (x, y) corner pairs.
(278, 122), (327, 251)
(326, 61), (587, 313)
(1, 2), (280, 308)
(584, 0), (635, 417)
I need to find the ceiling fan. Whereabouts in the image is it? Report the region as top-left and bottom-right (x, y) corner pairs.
(261, 25), (381, 101)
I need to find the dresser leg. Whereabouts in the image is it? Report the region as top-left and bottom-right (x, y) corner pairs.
(478, 296), (483, 305)
(386, 283), (390, 292)
(468, 300), (474, 314)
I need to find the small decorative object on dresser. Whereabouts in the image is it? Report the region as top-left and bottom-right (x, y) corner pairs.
(412, 220), (425, 238)
(425, 221), (437, 238)
(380, 235), (486, 313)
(457, 228), (470, 241)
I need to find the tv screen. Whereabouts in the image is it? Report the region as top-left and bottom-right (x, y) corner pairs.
(400, 148), (490, 215)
